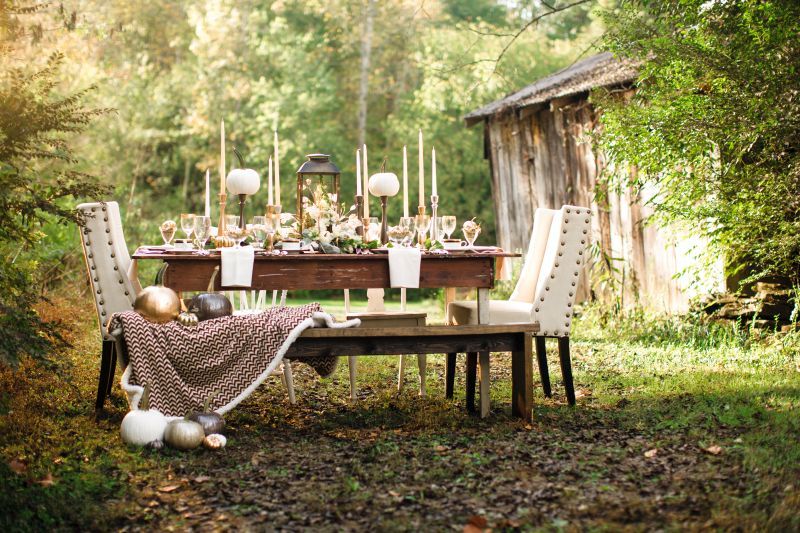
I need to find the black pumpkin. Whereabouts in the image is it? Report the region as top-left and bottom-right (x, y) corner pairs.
(189, 293), (232, 321)
(188, 395), (225, 435)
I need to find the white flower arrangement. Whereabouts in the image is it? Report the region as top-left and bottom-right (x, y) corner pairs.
(293, 183), (379, 253)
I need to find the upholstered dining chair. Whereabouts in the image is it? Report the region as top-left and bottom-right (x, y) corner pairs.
(447, 205), (591, 406)
(77, 201), (142, 412)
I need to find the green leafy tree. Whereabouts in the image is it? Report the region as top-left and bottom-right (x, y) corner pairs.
(597, 0), (800, 287)
(0, 3), (107, 367)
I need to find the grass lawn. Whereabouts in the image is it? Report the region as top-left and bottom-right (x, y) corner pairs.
(1, 293), (798, 531)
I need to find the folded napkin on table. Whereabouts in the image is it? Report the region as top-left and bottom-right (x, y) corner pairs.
(221, 246), (254, 287)
(388, 246), (421, 288)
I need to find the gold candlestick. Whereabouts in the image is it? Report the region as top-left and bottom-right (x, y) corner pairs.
(355, 194), (364, 237)
(265, 204), (282, 252)
(218, 193), (227, 237)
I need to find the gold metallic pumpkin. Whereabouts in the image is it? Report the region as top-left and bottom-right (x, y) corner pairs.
(213, 235), (236, 248)
(134, 286), (181, 324)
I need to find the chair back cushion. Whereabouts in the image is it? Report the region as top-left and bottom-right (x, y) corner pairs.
(77, 201), (138, 337)
(532, 205), (591, 337)
(510, 208), (558, 303)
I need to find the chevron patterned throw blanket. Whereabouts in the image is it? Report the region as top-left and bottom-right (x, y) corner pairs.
(110, 305), (359, 417)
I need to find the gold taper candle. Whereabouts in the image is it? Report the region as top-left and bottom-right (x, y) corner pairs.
(418, 129), (424, 208)
(273, 130), (280, 205)
(402, 145), (409, 217)
(362, 143), (369, 219)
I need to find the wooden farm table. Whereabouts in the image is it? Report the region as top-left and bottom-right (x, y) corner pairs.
(132, 247), (521, 417)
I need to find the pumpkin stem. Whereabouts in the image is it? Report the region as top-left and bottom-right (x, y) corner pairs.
(380, 156), (388, 173)
(203, 391), (218, 412)
(155, 262), (169, 285)
(141, 382), (151, 411)
(207, 266), (219, 292)
(233, 146), (246, 168)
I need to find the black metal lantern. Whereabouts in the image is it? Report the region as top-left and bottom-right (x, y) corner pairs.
(296, 154), (341, 232)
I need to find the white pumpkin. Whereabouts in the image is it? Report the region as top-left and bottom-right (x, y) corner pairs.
(120, 383), (168, 446)
(368, 171), (400, 197)
(226, 168), (260, 195)
(226, 147), (260, 195)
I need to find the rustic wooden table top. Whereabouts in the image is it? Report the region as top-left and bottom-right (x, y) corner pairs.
(131, 247), (520, 291)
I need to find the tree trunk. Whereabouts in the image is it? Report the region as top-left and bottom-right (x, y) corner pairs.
(357, 0), (375, 148)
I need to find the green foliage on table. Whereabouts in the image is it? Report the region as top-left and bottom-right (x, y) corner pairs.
(596, 0), (800, 287)
(0, 4), (109, 367)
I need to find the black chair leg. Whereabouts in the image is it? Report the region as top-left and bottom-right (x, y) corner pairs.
(465, 352), (477, 413)
(95, 340), (114, 411)
(445, 353), (457, 399)
(557, 337), (576, 406)
(106, 341), (117, 397)
(535, 336), (552, 397)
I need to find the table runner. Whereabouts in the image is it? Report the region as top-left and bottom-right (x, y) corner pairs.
(110, 305), (359, 417)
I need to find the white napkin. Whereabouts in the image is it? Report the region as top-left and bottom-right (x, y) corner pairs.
(388, 247), (421, 288)
(221, 246), (254, 287)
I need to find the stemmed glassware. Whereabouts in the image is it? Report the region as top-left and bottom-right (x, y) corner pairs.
(398, 217), (417, 247)
(193, 216), (212, 254)
(160, 220), (176, 246)
(180, 213), (195, 240)
(442, 216), (456, 240)
(251, 216), (267, 249)
(367, 217), (380, 243)
(416, 214), (431, 244)
(463, 222), (481, 248)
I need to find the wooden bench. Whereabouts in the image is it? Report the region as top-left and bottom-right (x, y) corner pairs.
(286, 323), (539, 421)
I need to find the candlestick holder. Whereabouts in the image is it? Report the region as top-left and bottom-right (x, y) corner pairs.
(237, 194), (248, 230)
(416, 205), (427, 247)
(217, 193), (227, 237)
(354, 194), (364, 237)
(379, 196), (389, 245)
(362, 217), (372, 243)
(265, 204), (282, 252)
(430, 194), (439, 243)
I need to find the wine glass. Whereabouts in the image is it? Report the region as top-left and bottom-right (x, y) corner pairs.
(264, 213), (278, 251)
(193, 216), (212, 253)
(442, 216), (456, 240)
(160, 220), (176, 246)
(180, 213), (195, 240)
(251, 216), (267, 249)
(433, 217), (445, 242)
(398, 217), (416, 247)
(416, 214), (431, 244)
(367, 217), (380, 242)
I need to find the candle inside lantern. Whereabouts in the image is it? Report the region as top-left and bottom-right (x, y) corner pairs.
(402, 145), (409, 217)
(362, 144), (370, 219)
(268, 156), (274, 205)
(356, 148), (362, 195)
(418, 129), (424, 208)
(220, 119), (226, 191)
(274, 130), (280, 206)
(204, 169), (210, 217)
(432, 146), (437, 196)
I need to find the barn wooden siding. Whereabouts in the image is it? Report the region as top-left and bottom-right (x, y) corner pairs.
(484, 94), (714, 312)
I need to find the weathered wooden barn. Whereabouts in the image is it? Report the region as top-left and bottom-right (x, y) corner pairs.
(465, 52), (724, 312)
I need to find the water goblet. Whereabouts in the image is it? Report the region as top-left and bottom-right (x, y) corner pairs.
(225, 214), (240, 235)
(416, 214), (431, 244)
(193, 216), (212, 253)
(160, 220), (176, 246)
(462, 221), (481, 248)
(251, 216), (267, 249)
(180, 213), (195, 240)
(398, 217), (417, 247)
(367, 216), (380, 242)
(442, 216), (456, 240)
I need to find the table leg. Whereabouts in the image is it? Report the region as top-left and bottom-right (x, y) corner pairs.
(466, 352), (477, 413)
(477, 288), (491, 418)
(445, 352), (457, 398)
(444, 287), (456, 324)
(512, 333), (533, 421)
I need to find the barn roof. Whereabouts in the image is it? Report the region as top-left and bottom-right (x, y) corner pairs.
(464, 52), (637, 126)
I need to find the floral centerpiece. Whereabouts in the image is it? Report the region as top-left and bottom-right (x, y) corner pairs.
(290, 183), (379, 254)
